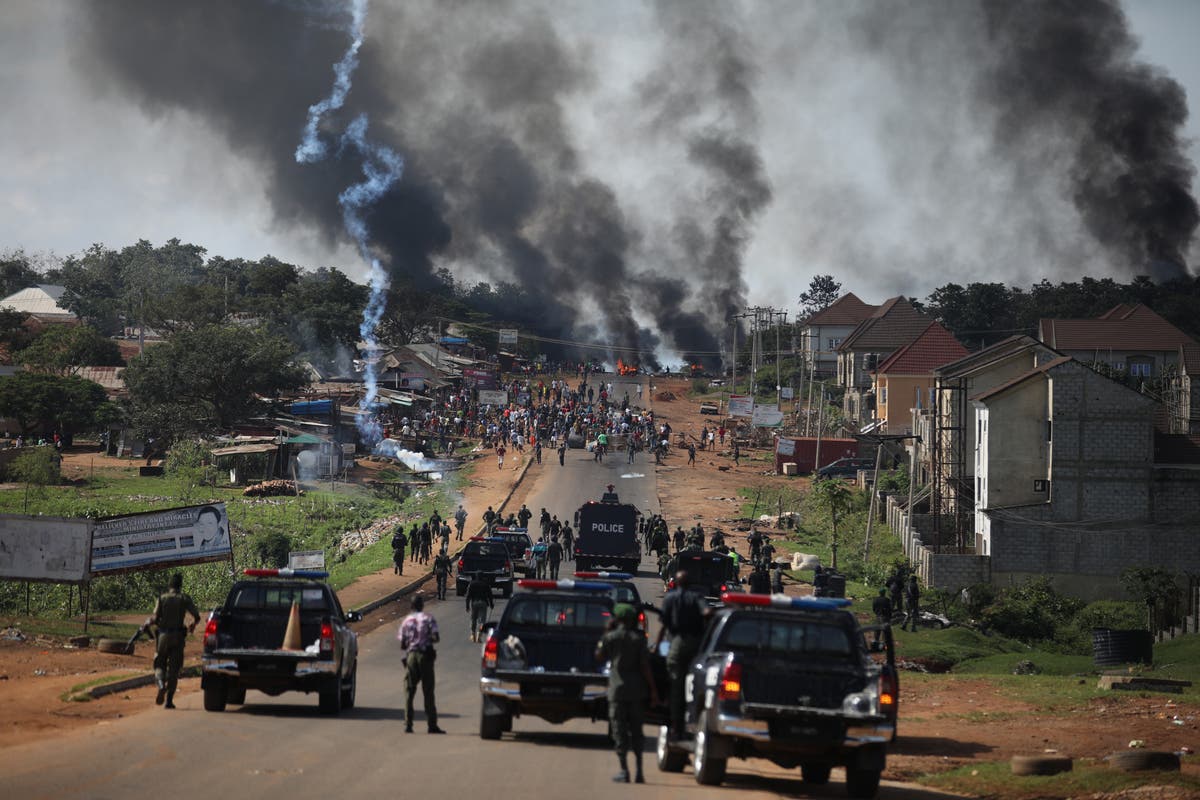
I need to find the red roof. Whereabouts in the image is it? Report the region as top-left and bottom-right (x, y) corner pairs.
(873, 322), (969, 375)
(804, 293), (878, 326)
(1039, 304), (1196, 353)
(838, 296), (933, 352)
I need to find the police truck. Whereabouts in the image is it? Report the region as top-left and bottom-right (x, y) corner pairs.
(573, 485), (641, 574)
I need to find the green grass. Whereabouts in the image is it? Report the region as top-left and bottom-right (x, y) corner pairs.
(953, 651), (1096, 676)
(896, 626), (1028, 669)
(922, 757), (1200, 799)
(0, 616), (139, 640)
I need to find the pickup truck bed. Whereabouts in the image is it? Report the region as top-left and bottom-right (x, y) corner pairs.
(657, 598), (895, 797)
(201, 578), (360, 715)
(479, 589), (613, 738)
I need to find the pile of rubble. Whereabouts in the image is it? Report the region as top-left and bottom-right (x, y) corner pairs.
(243, 480), (303, 497)
(336, 513), (407, 556)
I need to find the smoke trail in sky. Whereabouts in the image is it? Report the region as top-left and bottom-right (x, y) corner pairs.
(293, 0), (402, 445)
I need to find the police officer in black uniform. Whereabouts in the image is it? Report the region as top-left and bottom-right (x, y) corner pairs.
(655, 570), (709, 740)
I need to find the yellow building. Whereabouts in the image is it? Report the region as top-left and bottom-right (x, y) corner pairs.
(871, 322), (968, 435)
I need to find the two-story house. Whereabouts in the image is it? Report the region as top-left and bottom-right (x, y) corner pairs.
(870, 321), (968, 435)
(799, 293), (878, 379)
(836, 297), (933, 429)
(1039, 303), (1195, 380)
(971, 357), (1200, 598)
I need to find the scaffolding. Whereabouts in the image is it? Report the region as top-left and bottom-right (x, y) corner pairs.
(930, 379), (974, 553)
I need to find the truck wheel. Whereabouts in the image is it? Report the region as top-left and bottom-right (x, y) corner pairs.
(340, 664), (357, 709)
(203, 681), (227, 712)
(480, 700), (504, 740)
(845, 767), (881, 798)
(226, 686), (246, 705)
(693, 728), (727, 786)
(319, 676), (342, 715)
(456, 583), (466, 597)
(502, 584), (513, 599)
(801, 763), (831, 784)
(656, 726), (687, 773)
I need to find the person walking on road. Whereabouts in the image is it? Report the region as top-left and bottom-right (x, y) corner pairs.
(496, 443), (506, 470)
(904, 575), (921, 632)
(454, 505), (467, 540)
(596, 603), (659, 784)
(433, 547), (453, 601)
(558, 441), (566, 466)
(687, 442), (696, 466)
(398, 594), (444, 734)
(656, 570), (709, 741)
(150, 573), (201, 709)
(547, 538), (563, 579)
(465, 576), (494, 643)
(391, 527), (408, 575)
(561, 523), (574, 561)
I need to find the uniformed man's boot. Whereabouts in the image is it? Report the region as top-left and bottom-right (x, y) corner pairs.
(154, 672), (166, 706)
(612, 752), (629, 783)
(634, 752), (645, 783)
(164, 679), (177, 709)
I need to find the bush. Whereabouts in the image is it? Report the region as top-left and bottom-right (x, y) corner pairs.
(979, 577), (1083, 644)
(251, 530), (293, 568)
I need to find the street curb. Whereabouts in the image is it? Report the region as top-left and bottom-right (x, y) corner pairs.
(83, 665), (202, 699)
(352, 453), (536, 616)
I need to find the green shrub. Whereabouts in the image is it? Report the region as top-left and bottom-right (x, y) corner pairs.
(980, 577), (1083, 644)
(250, 530), (293, 568)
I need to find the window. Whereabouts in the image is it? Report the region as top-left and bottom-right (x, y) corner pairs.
(827, 337), (841, 351)
(1129, 361), (1152, 378)
(928, 387), (936, 407)
(880, 386), (888, 404)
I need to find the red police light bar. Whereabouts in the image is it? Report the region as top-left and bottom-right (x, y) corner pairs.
(518, 579), (613, 591)
(243, 568), (329, 579)
(573, 571), (633, 580)
(720, 593), (852, 610)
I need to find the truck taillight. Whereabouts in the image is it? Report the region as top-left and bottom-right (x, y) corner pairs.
(458, 558), (464, 571)
(505, 560), (512, 572)
(718, 660), (742, 701)
(483, 635), (498, 670)
(879, 671), (897, 708)
(320, 621), (334, 653)
(203, 616), (219, 648)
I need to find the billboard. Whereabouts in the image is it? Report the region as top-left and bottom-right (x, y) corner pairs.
(729, 395), (754, 418)
(90, 503), (232, 575)
(288, 550), (326, 570)
(462, 368), (498, 389)
(781, 387), (794, 400)
(752, 404), (784, 427)
(478, 389), (509, 406)
(498, 329), (518, 345)
(0, 515), (91, 583)
(776, 438), (796, 456)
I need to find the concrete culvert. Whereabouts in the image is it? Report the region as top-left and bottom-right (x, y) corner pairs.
(1011, 755), (1073, 776)
(1108, 750), (1181, 772)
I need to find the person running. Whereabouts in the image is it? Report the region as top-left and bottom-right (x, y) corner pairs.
(433, 547), (453, 601)
(454, 505), (467, 540)
(465, 575), (494, 643)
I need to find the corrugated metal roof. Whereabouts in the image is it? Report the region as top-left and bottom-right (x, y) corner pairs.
(804, 293), (879, 326)
(0, 285), (75, 317)
(210, 442), (278, 457)
(76, 366), (125, 391)
(1039, 304), (1195, 353)
(874, 322), (969, 375)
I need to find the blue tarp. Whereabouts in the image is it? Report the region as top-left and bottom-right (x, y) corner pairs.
(439, 336), (469, 344)
(290, 400), (333, 416)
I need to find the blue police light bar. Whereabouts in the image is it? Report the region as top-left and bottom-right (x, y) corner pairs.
(720, 593), (852, 610)
(244, 568), (330, 579)
(573, 571), (633, 580)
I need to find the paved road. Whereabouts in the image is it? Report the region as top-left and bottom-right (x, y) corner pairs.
(5, 377), (962, 799)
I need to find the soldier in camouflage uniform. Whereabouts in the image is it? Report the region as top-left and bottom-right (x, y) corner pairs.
(151, 573), (201, 709)
(595, 603), (659, 783)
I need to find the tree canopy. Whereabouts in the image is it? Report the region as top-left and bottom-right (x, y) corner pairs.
(0, 372), (115, 435)
(18, 324), (123, 375)
(122, 324), (308, 440)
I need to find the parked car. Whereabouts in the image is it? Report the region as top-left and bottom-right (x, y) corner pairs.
(816, 457), (875, 480)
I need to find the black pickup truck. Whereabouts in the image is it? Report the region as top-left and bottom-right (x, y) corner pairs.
(478, 581), (615, 739)
(667, 549), (743, 603)
(201, 571), (360, 715)
(456, 538), (515, 597)
(656, 593), (896, 797)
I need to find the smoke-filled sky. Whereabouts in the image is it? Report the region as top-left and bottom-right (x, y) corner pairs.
(1, 0), (1198, 363)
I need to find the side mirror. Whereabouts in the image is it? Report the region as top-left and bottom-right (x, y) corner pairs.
(345, 610), (363, 623)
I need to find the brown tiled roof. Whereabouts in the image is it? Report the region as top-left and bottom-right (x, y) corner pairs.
(1039, 304), (1196, 352)
(1181, 343), (1200, 376)
(935, 335), (1049, 378)
(804, 293), (878, 326)
(838, 296), (933, 352)
(874, 322), (969, 375)
(971, 356), (1072, 402)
